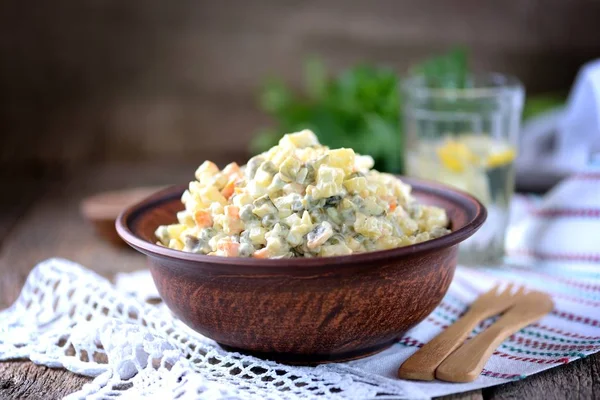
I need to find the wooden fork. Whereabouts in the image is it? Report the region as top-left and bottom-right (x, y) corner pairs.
(398, 283), (525, 381)
(436, 290), (553, 383)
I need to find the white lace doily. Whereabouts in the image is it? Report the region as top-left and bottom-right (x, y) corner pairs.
(0, 258), (417, 400)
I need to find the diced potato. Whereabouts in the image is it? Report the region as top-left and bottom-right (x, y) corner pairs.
(222, 162), (240, 177)
(354, 155), (374, 171)
(267, 173), (287, 192)
(312, 165), (345, 199)
(199, 186), (227, 206)
(300, 210), (313, 226)
(374, 236), (403, 250)
(279, 129), (319, 149)
(397, 217), (418, 236)
(209, 202), (224, 215)
(363, 196), (385, 216)
(283, 213), (301, 227)
(279, 156), (302, 182)
(168, 238), (184, 251)
(265, 236), (288, 256)
(210, 173), (229, 190)
(181, 189), (192, 204)
(232, 193), (253, 208)
(283, 182), (304, 195)
(346, 236), (362, 251)
(195, 161), (220, 181)
(248, 226), (267, 245)
(273, 193), (299, 215)
(245, 180), (268, 198)
(286, 210), (313, 246)
(344, 177), (368, 194)
(177, 211), (195, 228)
(154, 226), (170, 245)
(320, 242), (353, 257)
(252, 200), (277, 218)
(270, 147), (293, 166)
(422, 206), (449, 229)
(327, 148), (355, 174)
(254, 168), (274, 187)
(166, 224), (187, 240)
(317, 165), (344, 185)
(354, 213), (383, 240)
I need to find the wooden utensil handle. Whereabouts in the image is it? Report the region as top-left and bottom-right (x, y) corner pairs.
(398, 311), (481, 381)
(436, 315), (540, 383)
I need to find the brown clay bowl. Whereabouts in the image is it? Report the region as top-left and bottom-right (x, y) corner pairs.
(116, 178), (486, 364)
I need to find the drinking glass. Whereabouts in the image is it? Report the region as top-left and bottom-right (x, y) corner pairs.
(402, 73), (524, 265)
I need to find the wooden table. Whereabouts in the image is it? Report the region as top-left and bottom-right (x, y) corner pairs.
(1, 163), (598, 399)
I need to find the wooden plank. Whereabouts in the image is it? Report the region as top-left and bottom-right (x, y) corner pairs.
(439, 391), (484, 400)
(482, 354), (600, 400)
(0, 361), (89, 400)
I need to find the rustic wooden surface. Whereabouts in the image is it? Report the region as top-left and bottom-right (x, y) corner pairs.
(0, 162), (598, 399)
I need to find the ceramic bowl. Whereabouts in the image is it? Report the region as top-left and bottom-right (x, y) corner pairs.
(116, 178), (486, 364)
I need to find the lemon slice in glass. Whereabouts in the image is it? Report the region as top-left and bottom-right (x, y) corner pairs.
(436, 139), (479, 173)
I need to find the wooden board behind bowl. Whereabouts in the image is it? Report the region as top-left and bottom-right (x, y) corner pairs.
(80, 186), (165, 246)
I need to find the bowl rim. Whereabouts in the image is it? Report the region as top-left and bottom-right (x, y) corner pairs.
(116, 176), (486, 268)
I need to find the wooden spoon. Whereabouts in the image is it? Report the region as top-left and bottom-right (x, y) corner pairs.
(81, 186), (164, 246)
(436, 290), (554, 383)
(398, 283), (524, 381)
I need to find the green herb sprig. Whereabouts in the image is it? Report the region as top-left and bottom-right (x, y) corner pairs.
(253, 49), (469, 173)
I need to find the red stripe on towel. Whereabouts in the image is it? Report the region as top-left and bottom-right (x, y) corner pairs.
(573, 173), (600, 180)
(504, 264), (600, 292)
(509, 249), (600, 263)
(530, 208), (600, 219)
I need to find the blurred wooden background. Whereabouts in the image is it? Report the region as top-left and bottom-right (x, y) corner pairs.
(1, 0), (599, 176)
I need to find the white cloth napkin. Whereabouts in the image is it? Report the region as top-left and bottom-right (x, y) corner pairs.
(517, 59), (600, 189)
(1, 175), (599, 399)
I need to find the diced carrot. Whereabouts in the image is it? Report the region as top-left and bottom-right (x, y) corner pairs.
(253, 248), (269, 258)
(389, 201), (397, 212)
(222, 162), (241, 177)
(193, 210), (213, 228)
(221, 179), (236, 199)
(382, 195), (397, 212)
(217, 241), (240, 257)
(224, 205), (239, 219)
